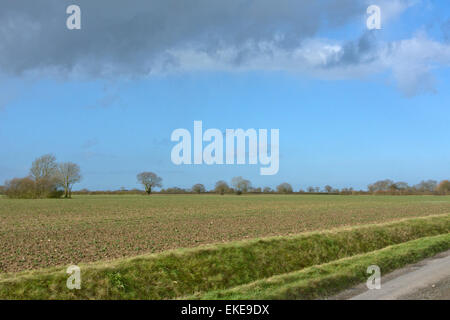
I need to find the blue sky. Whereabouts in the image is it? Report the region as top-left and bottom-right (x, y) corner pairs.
(1, 0), (450, 191)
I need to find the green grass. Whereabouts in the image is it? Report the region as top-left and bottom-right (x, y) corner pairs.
(190, 233), (450, 299)
(0, 214), (448, 299)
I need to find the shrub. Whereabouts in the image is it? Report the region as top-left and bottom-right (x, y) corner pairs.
(4, 177), (37, 199)
(47, 189), (65, 199)
(4, 176), (63, 199)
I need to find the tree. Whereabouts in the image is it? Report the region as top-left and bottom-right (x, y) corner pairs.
(56, 162), (82, 198)
(161, 187), (186, 194)
(214, 180), (229, 195)
(414, 180), (437, 193)
(263, 187), (273, 193)
(368, 179), (395, 193)
(276, 183), (293, 194)
(324, 185), (333, 193)
(437, 180), (450, 195)
(231, 176), (251, 195)
(30, 154), (57, 180)
(137, 172), (162, 195)
(394, 182), (410, 193)
(30, 154), (58, 197)
(192, 183), (206, 194)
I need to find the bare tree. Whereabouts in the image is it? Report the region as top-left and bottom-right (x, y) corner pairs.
(30, 154), (57, 181)
(414, 180), (437, 193)
(324, 185), (333, 193)
(394, 182), (410, 194)
(29, 154), (58, 197)
(263, 186), (273, 193)
(276, 183), (293, 194)
(214, 180), (229, 195)
(437, 180), (450, 195)
(192, 183), (206, 194)
(56, 162), (82, 198)
(231, 176), (251, 195)
(137, 172), (162, 195)
(368, 179), (395, 193)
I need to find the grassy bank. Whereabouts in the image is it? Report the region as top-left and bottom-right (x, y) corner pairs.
(189, 233), (450, 299)
(0, 214), (449, 299)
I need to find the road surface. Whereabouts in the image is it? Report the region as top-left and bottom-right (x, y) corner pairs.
(330, 249), (450, 300)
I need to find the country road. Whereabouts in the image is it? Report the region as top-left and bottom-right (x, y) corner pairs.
(330, 249), (450, 300)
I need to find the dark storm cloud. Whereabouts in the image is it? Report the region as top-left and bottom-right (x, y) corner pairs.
(0, 0), (367, 76)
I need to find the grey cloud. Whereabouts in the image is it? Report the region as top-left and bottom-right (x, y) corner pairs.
(2, 0), (446, 97)
(0, 0), (368, 76)
(322, 31), (379, 68)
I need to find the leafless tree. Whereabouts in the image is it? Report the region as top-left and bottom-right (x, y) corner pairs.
(231, 176), (251, 194)
(192, 183), (206, 194)
(276, 183), (293, 194)
(56, 162), (82, 198)
(30, 154), (57, 181)
(29, 154), (58, 197)
(137, 172), (162, 195)
(437, 180), (450, 195)
(414, 180), (437, 193)
(214, 180), (229, 195)
(263, 186), (273, 193)
(368, 179), (395, 193)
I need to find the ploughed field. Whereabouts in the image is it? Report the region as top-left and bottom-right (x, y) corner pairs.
(1, 194), (450, 273)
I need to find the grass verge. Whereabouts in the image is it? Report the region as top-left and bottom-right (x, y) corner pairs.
(188, 233), (450, 299)
(0, 214), (449, 299)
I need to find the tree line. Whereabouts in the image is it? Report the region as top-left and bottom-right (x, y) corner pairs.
(2, 165), (450, 198)
(2, 154), (81, 199)
(133, 173), (450, 196)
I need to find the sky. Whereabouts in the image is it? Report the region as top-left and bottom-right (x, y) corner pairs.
(1, 0), (450, 191)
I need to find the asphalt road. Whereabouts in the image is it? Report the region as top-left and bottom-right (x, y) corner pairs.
(330, 249), (450, 300)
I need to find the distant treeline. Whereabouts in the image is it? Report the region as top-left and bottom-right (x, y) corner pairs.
(55, 178), (450, 196)
(2, 157), (450, 198)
